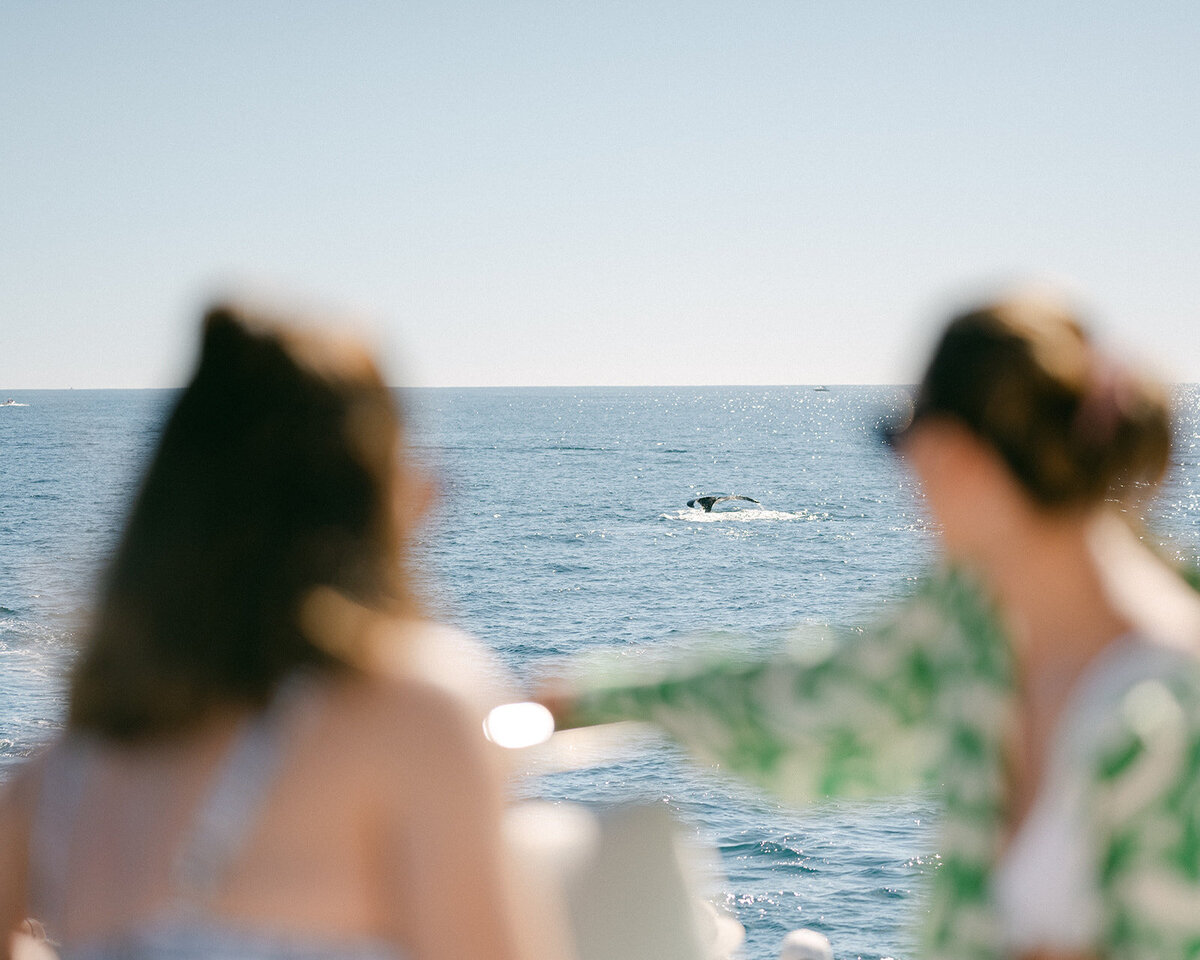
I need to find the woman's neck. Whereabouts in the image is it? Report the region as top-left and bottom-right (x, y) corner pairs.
(981, 511), (1136, 831)
(984, 511), (1130, 677)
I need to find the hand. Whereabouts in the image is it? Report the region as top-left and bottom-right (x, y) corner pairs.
(531, 677), (581, 731)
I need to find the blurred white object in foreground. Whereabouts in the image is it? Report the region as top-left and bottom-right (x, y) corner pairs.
(779, 927), (833, 960)
(486, 699), (656, 775)
(506, 801), (743, 960)
(484, 701), (556, 749)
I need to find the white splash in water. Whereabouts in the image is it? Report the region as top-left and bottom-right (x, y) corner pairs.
(661, 508), (811, 523)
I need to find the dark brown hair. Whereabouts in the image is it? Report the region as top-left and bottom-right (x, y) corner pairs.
(900, 295), (1172, 507)
(69, 303), (408, 741)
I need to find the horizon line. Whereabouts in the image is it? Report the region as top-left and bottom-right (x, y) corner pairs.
(1, 382), (918, 392)
(6, 381), (1199, 392)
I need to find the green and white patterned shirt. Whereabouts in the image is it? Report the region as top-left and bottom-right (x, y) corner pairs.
(569, 569), (1200, 960)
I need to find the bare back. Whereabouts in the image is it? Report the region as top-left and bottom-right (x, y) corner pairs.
(1, 664), (537, 960)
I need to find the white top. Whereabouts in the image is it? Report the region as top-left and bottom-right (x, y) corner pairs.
(993, 635), (1190, 953)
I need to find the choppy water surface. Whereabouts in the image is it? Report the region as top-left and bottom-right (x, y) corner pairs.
(4, 386), (1200, 959)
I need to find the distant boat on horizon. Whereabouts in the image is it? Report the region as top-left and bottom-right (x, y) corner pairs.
(813, 385), (830, 392)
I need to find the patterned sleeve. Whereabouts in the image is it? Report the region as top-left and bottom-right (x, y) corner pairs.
(568, 568), (1012, 803)
(1087, 667), (1200, 959)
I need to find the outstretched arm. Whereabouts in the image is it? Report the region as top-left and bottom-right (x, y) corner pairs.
(555, 568), (1010, 803)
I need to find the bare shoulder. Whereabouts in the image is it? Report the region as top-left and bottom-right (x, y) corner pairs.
(321, 666), (494, 782)
(1092, 516), (1200, 656)
(294, 618), (511, 813)
(367, 618), (516, 718)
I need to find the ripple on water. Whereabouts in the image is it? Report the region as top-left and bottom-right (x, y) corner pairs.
(10, 387), (1200, 960)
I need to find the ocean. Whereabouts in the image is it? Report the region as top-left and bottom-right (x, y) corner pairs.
(4, 386), (1200, 959)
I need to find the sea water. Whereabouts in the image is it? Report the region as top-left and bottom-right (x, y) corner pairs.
(4, 386), (1200, 960)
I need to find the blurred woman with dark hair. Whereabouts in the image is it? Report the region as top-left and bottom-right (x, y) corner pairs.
(0, 304), (557, 960)
(548, 293), (1200, 960)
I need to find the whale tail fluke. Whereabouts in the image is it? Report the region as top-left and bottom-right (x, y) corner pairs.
(686, 494), (761, 512)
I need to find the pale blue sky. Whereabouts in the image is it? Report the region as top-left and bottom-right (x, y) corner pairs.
(3, 2), (1197, 388)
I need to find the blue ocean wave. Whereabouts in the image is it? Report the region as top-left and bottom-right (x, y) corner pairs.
(5, 386), (1200, 960)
